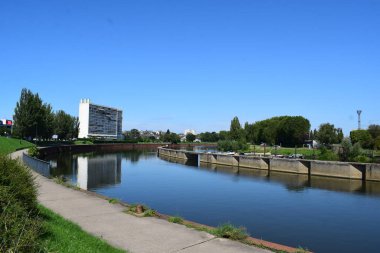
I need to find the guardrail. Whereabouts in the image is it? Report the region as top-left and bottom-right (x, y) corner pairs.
(23, 153), (51, 177)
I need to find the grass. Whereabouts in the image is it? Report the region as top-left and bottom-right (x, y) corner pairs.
(0, 136), (35, 155)
(125, 204), (157, 217)
(249, 145), (320, 156)
(108, 198), (120, 204)
(39, 205), (126, 253)
(212, 223), (249, 240)
(74, 140), (94, 145)
(168, 216), (184, 224)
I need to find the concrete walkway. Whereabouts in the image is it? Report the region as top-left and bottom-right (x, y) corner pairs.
(11, 150), (272, 253)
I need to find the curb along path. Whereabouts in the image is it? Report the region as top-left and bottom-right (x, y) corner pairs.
(11, 150), (272, 253)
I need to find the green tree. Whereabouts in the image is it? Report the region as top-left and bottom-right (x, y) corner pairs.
(350, 130), (373, 149)
(315, 123), (341, 145)
(340, 137), (353, 161)
(230, 116), (245, 141)
(123, 129), (142, 142)
(13, 88), (54, 139)
(368, 124), (380, 139)
(169, 133), (181, 144)
(218, 130), (230, 140)
(186, 133), (196, 142)
(199, 132), (219, 142)
(53, 110), (78, 139)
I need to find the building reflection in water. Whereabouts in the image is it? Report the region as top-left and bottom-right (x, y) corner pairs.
(77, 154), (122, 190)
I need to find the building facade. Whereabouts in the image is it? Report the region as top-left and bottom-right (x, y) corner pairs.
(78, 99), (123, 139)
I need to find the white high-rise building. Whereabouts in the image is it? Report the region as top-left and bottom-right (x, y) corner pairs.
(78, 99), (123, 139)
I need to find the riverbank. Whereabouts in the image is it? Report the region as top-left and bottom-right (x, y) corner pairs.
(11, 149), (301, 253)
(158, 147), (380, 181)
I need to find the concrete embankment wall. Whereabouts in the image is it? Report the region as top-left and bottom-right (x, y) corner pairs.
(270, 159), (309, 174)
(158, 147), (380, 182)
(310, 160), (362, 179)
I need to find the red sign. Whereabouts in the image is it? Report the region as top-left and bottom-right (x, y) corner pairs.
(6, 120), (12, 126)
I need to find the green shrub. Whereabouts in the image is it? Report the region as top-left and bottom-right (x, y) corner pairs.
(217, 140), (249, 152)
(28, 146), (40, 158)
(318, 147), (339, 161)
(0, 156), (42, 252)
(352, 155), (371, 163)
(212, 223), (248, 240)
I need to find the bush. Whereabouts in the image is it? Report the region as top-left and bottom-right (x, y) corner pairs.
(28, 146), (40, 158)
(217, 140), (249, 152)
(0, 156), (42, 252)
(318, 146), (339, 161)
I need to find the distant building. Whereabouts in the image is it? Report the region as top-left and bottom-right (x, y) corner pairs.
(78, 99), (123, 139)
(0, 119), (13, 129)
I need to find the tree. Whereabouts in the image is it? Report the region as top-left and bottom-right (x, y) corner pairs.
(53, 110), (78, 139)
(340, 137), (353, 161)
(230, 116), (245, 141)
(315, 123), (341, 145)
(368, 125), (380, 139)
(350, 130), (373, 149)
(218, 130), (230, 141)
(13, 88), (54, 139)
(186, 133), (196, 142)
(199, 132), (219, 142)
(169, 133), (181, 144)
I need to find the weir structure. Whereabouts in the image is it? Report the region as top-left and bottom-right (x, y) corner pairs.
(157, 147), (380, 182)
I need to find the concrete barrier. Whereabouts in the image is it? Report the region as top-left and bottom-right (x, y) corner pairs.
(310, 160), (362, 179)
(366, 163), (380, 182)
(270, 158), (309, 174)
(23, 153), (51, 177)
(215, 154), (239, 166)
(239, 156), (269, 170)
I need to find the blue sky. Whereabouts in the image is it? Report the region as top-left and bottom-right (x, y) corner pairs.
(1, 0), (379, 134)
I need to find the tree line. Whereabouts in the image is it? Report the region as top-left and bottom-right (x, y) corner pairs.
(12, 89), (79, 140)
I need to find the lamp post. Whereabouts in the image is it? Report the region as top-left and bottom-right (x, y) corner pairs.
(34, 121), (38, 144)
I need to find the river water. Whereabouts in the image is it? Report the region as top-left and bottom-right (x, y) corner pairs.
(46, 149), (380, 253)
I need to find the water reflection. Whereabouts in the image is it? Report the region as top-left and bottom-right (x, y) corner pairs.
(196, 159), (380, 196)
(77, 154), (121, 190)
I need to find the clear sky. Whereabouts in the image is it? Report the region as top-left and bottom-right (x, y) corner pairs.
(1, 0), (379, 134)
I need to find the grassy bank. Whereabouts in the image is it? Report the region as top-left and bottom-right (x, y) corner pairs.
(39, 205), (125, 253)
(249, 145), (321, 157)
(0, 136), (34, 155)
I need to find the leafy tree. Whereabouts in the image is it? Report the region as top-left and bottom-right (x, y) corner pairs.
(0, 126), (11, 136)
(218, 130), (230, 141)
(53, 110), (78, 139)
(217, 140), (248, 152)
(350, 130), (373, 149)
(340, 137), (353, 161)
(316, 123), (341, 145)
(374, 136), (380, 150)
(199, 132), (219, 142)
(123, 129), (142, 142)
(244, 116), (310, 146)
(13, 88), (54, 139)
(276, 116), (310, 147)
(230, 116), (245, 141)
(368, 124), (380, 139)
(186, 133), (196, 142)
(169, 133), (181, 144)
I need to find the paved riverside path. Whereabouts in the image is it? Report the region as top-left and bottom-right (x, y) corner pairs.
(11, 150), (272, 253)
